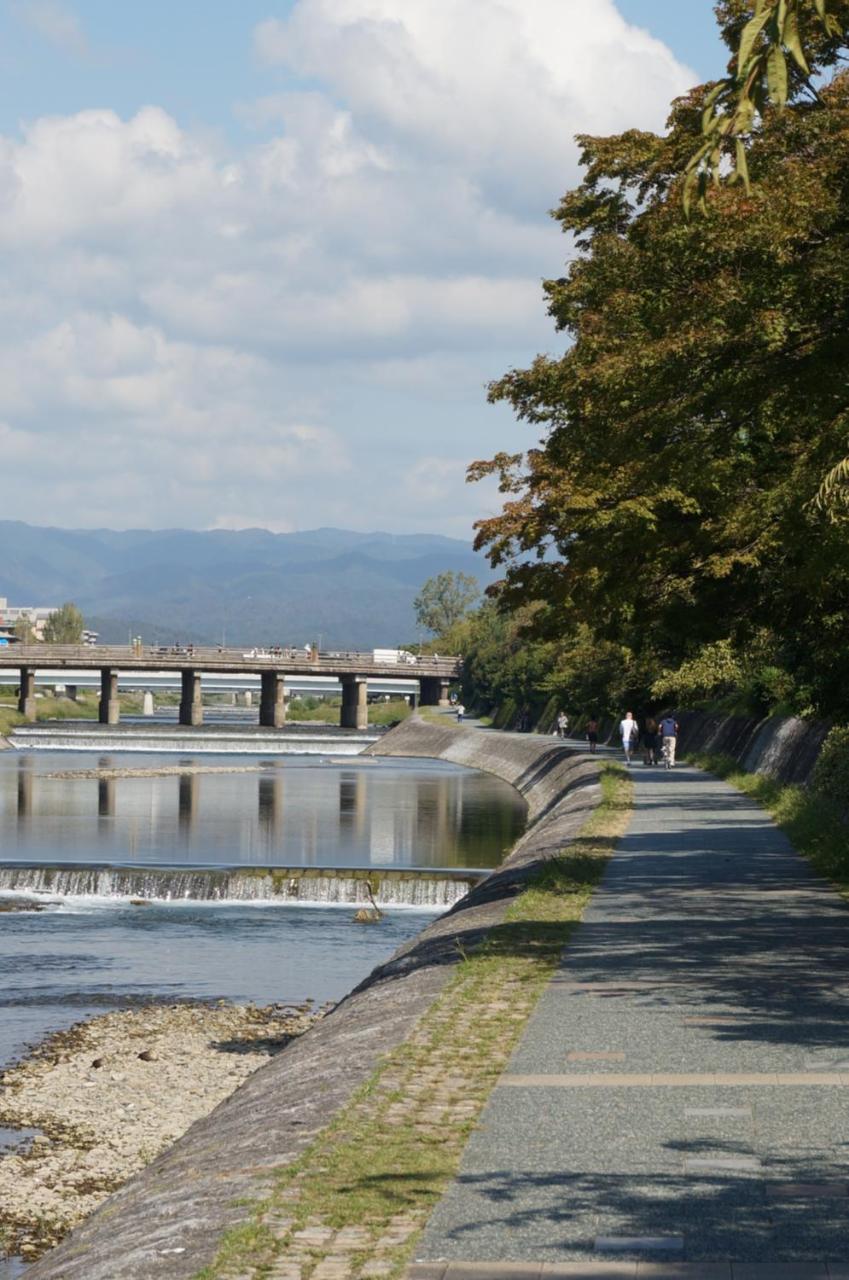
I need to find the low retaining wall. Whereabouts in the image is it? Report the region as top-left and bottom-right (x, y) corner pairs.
(677, 710), (830, 787)
(26, 719), (600, 1280)
(365, 716), (595, 823)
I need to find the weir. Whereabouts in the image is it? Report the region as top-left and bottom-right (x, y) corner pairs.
(8, 727), (379, 755)
(0, 863), (483, 908)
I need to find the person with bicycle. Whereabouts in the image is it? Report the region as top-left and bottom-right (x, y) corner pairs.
(659, 714), (679, 769)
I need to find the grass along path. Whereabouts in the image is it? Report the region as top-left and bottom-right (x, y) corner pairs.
(688, 750), (849, 897)
(195, 762), (632, 1280)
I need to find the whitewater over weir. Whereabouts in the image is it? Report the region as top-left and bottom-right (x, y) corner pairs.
(9, 725), (379, 755)
(0, 863), (481, 909)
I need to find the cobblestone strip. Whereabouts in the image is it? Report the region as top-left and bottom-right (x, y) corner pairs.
(245, 959), (549, 1280)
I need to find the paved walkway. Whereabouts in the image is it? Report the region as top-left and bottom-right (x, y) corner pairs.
(408, 760), (849, 1278)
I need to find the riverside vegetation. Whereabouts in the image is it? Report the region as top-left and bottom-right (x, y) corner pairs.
(0, 689), (149, 739)
(690, 726), (849, 897)
(409, 3), (849, 746)
(0, 692), (411, 740)
(195, 762), (631, 1280)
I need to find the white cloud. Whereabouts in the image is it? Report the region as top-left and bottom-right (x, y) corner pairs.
(0, 2), (695, 534)
(13, 0), (88, 57)
(254, 0), (690, 212)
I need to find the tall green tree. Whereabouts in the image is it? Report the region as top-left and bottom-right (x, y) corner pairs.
(13, 614), (35, 644)
(414, 572), (480, 640)
(470, 16), (849, 717)
(43, 602), (85, 644)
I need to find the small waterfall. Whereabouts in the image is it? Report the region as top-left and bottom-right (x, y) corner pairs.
(9, 727), (379, 756)
(0, 864), (482, 909)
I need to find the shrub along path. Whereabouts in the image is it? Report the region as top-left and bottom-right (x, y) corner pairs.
(407, 760), (849, 1278)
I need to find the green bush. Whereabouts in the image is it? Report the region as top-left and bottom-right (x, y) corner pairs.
(812, 726), (849, 809)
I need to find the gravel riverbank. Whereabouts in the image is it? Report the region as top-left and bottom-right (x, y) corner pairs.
(0, 1001), (319, 1263)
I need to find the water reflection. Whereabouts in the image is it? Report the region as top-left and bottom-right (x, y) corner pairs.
(97, 777), (115, 819)
(2, 753), (525, 871)
(178, 772), (198, 837)
(16, 761), (32, 825)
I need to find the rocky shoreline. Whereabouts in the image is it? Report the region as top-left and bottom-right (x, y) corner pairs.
(0, 1001), (320, 1263)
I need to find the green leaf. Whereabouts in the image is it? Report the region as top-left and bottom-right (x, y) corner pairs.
(767, 44), (789, 105)
(685, 139), (714, 174)
(733, 98), (757, 134)
(782, 7), (810, 73)
(813, 0), (827, 21)
(738, 8), (772, 73)
(735, 137), (751, 193)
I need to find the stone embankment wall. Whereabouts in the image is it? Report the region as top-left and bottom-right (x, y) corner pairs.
(677, 710), (830, 787)
(26, 719), (600, 1280)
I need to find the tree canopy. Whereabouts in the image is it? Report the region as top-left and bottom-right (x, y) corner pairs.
(690, 1), (849, 208)
(468, 2), (849, 719)
(13, 614), (35, 644)
(43, 602), (85, 644)
(413, 572), (480, 640)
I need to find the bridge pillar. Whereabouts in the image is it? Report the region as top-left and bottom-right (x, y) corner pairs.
(420, 676), (451, 707)
(17, 667), (36, 720)
(179, 670), (203, 726)
(142, 691), (154, 717)
(99, 669), (120, 725)
(260, 671), (286, 728)
(341, 676), (368, 730)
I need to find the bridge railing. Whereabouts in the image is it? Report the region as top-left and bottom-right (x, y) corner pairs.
(0, 644), (462, 677)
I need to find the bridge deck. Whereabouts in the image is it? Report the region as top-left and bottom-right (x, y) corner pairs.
(0, 644), (460, 679)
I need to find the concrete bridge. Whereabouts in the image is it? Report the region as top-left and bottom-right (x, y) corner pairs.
(0, 645), (460, 730)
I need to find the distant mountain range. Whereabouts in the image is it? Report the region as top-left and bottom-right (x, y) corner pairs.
(0, 521), (492, 648)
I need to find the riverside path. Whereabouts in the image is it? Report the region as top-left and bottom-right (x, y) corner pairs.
(408, 755), (849, 1277)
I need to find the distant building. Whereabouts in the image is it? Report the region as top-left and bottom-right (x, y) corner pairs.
(0, 598), (97, 645)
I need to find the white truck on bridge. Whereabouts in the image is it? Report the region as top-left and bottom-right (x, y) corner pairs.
(372, 648), (418, 665)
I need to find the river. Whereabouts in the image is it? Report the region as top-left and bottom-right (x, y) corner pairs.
(0, 747), (526, 1068)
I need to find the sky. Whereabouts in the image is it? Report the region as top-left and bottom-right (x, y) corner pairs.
(0, 1), (726, 538)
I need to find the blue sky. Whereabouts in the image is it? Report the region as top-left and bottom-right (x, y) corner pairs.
(0, 3), (724, 140)
(0, 3), (725, 537)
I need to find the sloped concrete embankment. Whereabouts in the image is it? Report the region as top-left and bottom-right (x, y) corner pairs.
(677, 709), (829, 786)
(25, 719), (600, 1280)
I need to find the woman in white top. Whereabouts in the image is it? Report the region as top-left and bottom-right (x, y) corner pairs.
(619, 711), (638, 766)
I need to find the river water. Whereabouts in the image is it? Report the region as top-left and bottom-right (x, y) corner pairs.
(0, 749), (526, 1069)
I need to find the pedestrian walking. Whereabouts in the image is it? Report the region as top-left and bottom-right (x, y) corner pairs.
(556, 710), (569, 739)
(586, 717), (599, 754)
(456, 703), (465, 724)
(619, 711), (638, 766)
(659, 714), (679, 768)
(643, 715), (659, 766)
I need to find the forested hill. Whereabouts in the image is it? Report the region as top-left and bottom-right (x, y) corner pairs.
(0, 522), (489, 649)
